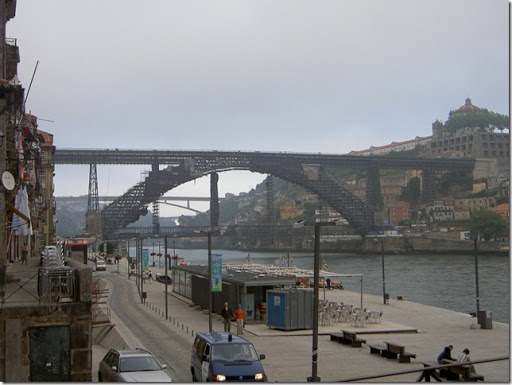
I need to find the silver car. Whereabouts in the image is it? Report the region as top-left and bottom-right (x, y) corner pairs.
(98, 348), (172, 382)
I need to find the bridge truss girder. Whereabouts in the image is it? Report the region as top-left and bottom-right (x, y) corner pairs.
(54, 149), (475, 240)
(250, 159), (375, 235)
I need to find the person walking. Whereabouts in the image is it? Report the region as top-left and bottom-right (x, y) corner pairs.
(21, 243), (29, 265)
(220, 302), (234, 332)
(233, 305), (245, 335)
(148, 270), (153, 283)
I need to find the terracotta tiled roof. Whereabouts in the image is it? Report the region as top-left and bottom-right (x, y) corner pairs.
(350, 136), (432, 155)
(456, 97), (481, 112)
(492, 203), (509, 212)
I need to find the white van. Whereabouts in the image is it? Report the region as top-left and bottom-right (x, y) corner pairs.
(95, 260), (107, 271)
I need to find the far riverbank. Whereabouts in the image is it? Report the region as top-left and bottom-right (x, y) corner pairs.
(198, 235), (509, 255)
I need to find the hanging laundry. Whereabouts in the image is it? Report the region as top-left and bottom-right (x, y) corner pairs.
(12, 186), (32, 236)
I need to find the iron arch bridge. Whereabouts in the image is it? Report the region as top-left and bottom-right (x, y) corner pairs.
(53, 149), (475, 240)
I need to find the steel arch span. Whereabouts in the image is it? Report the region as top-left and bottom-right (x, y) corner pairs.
(52, 149), (475, 239)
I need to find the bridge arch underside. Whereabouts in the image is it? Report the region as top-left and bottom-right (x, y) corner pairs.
(101, 163), (375, 239)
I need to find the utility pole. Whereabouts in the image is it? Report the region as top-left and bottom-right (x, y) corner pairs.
(0, 96), (7, 303)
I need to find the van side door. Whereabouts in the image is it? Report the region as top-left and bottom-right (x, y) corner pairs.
(201, 343), (211, 382)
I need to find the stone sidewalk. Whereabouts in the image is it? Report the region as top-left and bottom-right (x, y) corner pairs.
(92, 261), (510, 382)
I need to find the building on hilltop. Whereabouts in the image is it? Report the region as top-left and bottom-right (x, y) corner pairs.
(348, 136), (432, 156)
(430, 98), (509, 161)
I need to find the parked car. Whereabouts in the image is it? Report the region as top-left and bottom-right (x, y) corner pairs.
(98, 348), (172, 382)
(155, 273), (172, 284)
(190, 332), (266, 382)
(95, 260), (107, 271)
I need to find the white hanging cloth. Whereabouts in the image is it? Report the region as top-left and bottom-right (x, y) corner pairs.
(12, 186), (32, 236)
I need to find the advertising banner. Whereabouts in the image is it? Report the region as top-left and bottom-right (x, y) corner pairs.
(142, 248), (149, 270)
(211, 253), (223, 292)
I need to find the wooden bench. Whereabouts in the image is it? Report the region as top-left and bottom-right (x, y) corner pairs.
(368, 343), (388, 357)
(340, 331), (366, 347)
(383, 341), (416, 363)
(329, 332), (345, 343)
(444, 359), (484, 382)
(417, 361), (443, 382)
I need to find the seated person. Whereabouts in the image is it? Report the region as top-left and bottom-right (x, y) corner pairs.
(457, 348), (476, 373)
(437, 345), (454, 364)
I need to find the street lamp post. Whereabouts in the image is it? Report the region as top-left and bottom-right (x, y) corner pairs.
(127, 239), (130, 279)
(172, 236), (177, 292)
(310, 223), (321, 383)
(140, 238), (144, 304)
(294, 219), (341, 383)
(158, 241), (161, 268)
(474, 237), (480, 324)
(164, 236), (169, 320)
(380, 239), (387, 305)
(136, 238), (140, 293)
(208, 230), (212, 333)
(195, 229), (214, 333)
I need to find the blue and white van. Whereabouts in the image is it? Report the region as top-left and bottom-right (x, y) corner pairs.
(190, 332), (266, 382)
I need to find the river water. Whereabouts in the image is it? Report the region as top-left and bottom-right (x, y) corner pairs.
(143, 248), (509, 324)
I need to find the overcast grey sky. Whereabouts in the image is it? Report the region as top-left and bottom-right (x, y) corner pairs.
(8, 0), (510, 216)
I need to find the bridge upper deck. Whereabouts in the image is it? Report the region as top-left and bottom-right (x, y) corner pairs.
(53, 148), (476, 171)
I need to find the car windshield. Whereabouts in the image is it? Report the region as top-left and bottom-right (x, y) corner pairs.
(119, 356), (162, 372)
(212, 343), (259, 362)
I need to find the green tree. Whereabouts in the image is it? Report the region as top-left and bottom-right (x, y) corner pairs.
(401, 177), (421, 207)
(468, 210), (508, 241)
(438, 172), (472, 196)
(99, 241), (116, 255)
(302, 202), (317, 223)
(445, 110), (509, 132)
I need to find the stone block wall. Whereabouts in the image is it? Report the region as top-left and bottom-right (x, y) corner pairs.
(0, 260), (93, 382)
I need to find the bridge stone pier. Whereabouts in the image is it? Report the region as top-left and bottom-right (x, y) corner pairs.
(53, 149), (475, 240)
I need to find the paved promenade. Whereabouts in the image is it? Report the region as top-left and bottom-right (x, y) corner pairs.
(92, 261), (510, 382)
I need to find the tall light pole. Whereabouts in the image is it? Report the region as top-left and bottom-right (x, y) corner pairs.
(140, 237), (144, 304)
(208, 230), (212, 333)
(127, 239), (130, 279)
(373, 237), (388, 305)
(195, 229), (213, 333)
(474, 237), (480, 324)
(311, 223), (321, 383)
(172, 235), (177, 293)
(294, 219), (341, 383)
(164, 236), (169, 320)
(380, 238), (387, 305)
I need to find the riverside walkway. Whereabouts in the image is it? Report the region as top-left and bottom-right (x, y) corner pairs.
(91, 260), (510, 382)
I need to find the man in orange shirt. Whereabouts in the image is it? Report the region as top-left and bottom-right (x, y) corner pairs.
(233, 304), (245, 335)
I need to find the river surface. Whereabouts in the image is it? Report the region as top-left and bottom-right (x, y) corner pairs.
(140, 248), (510, 324)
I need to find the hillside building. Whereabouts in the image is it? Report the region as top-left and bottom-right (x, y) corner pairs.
(492, 203), (510, 222)
(429, 98), (509, 175)
(429, 200), (455, 222)
(388, 201), (411, 226)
